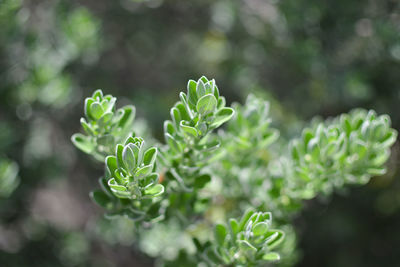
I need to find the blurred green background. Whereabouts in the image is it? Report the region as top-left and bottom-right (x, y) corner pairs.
(1, 0), (400, 266)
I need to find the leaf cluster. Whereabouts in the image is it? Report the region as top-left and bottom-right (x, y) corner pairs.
(288, 109), (398, 198)
(72, 77), (398, 267)
(72, 90), (135, 161)
(161, 76), (234, 191)
(199, 210), (284, 266)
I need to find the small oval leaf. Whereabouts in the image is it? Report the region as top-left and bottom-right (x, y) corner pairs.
(90, 102), (104, 120)
(143, 147), (157, 166)
(144, 184), (164, 197)
(211, 107), (235, 128)
(71, 134), (94, 154)
(196, 94), (217, 115)
(180, 121), (198, 138)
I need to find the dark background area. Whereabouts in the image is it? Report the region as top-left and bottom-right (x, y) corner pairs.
(1, 0), (400, 266)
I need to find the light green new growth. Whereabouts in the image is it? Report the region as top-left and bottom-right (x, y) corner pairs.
(202, 210), (284, 266)
(160, 76), (235, 191)
(71, 89), (135, 161)
(90, 134), (164, 222)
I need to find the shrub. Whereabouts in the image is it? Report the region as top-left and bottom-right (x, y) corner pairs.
(72, 76), (397, 266)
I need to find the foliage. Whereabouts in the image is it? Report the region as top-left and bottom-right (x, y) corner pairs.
(72, 79), (288, 266)
(72, 89), (135, 160)
(92, 134), (164, 222)
(201, 210), (284, 266)
(160, 76), (234, 191)
(288, 109), (397, 198)
(2, 0), (400, 266)
(72, 77), (397, 266)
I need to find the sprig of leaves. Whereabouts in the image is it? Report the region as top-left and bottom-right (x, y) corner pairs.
(106, 135), (163, 200)
(71, 89), (135, 161)
(197, 210), (284, 267)
(160, 76), (235, 190)
(91, 134), (164, 222)
(215, 94), (280, 198)
(288, 109), (397, 199)
(227, 94), (279, 150)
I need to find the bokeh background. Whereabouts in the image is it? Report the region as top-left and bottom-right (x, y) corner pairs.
(1, 0), (400, 266)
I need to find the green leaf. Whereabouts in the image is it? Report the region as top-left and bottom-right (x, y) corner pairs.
(302, 129), (314, 147)
(71, 133), (94, 154)
(116, 144), (125, 169)
(193, 174), (211, 189)
(176, 102), (190, 121)
(98, 112), (113, 127)
(164, 120), (176, 135)
(103, 96), (116, 112)
(84, 98), (94, 119)
(90, 190), (112, 209)
(200, 76), (209, 84)
(238, 240), (257, 253)
(143, 147), (157, 166)
(111, 190), (131, 199)
(108, 179), (130, 199)
(196, 79), (206, 97)
(106, 156), (118, 176)
(128, 143), (141, 166)
(92, 89), (103, 99)
(113, 169), (125, 184)
(381, 130), (397, 147)
(98, 177), (113, 196)
(124, 135), (135, 145)
(196, 94), (217, 115)
(187, 80), (198, 108)
(211, 107), (235, 128)
(80, 118), (95, 136)
(135, 165), (152, 179)
(0, 159), (19, 198)
(204, 80), (214, 95)
(229, 219), (239, 235)
(90, 102), (104, 120)
(262, 252), (280, 261)
(217, 96), (226, 109)
(118, 105), (135, 129)
(144, 184), (164, 196)
(215, 224), (227, 246)
(213, 81), (220, 99)
(171, 107), (182, 128)
(123, 145), (136, 172)
(367, 167), (386, 176)
(239, 209), (255, 230)
(266, 230), (285, 249)
(141, 173), (159, 187)
(260, 129), (279, 147)
(253, 222), (269, 236)
(261, 212), (272, 223)
(165, 133), (182, 153)
(180, 121), (198, 138)
(196, 122), (208, 136)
